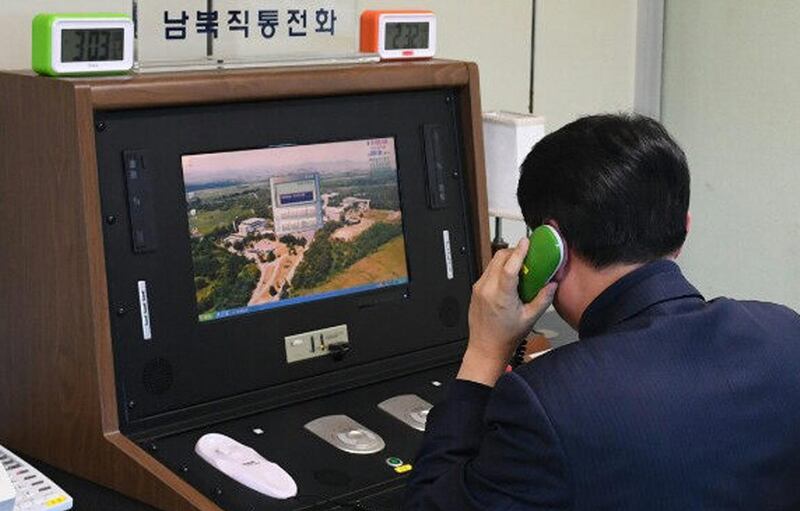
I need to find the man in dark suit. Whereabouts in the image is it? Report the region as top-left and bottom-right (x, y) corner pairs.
(404, 114), (800, 510)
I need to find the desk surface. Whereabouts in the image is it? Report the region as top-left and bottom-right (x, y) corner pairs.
(26, 457), (159, 511)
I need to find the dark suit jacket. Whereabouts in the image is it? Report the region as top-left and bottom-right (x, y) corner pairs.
(405, 260), (800, 510)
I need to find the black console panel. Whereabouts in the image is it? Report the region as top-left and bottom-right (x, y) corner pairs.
(144, 363), (457, 511)
(95, 89), (477, 432)
(142, 312), (575, 511)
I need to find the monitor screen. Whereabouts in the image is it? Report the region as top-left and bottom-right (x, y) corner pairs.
(182, 137), (409, 322)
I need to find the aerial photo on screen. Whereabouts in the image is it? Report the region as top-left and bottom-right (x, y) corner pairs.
(183, 137), (409, 322)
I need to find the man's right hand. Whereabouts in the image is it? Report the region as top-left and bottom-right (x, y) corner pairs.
(457, 238), (558, 387)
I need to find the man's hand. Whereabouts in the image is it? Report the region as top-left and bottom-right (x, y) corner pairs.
(457, 238), (558, 387)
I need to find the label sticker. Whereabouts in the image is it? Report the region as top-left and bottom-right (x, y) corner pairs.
(137, 280), (152, 340)
(442, 230), (454, 280)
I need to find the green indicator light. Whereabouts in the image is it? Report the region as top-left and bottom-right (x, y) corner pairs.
(386, 457), (403, 468)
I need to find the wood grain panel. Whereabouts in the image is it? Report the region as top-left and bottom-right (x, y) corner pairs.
(81, 60), (470, 110)
(460, 62), (492, 269)
(0, 71), (221, 511)
(0, 72), (100, 464)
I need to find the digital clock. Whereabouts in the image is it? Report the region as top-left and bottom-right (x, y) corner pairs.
(32, 13), (134, 76)
(360, 10), (437, 61)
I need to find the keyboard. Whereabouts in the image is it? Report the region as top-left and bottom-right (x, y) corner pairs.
(0, 446), (72, 511)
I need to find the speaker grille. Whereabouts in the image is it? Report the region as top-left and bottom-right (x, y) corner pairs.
(142, 358), (174, 396)
(438, 296), (460, 327)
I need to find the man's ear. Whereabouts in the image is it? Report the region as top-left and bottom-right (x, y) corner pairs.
(545, 219), (569, 282)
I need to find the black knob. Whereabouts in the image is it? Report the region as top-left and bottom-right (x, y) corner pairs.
(328, 343), (351, 362)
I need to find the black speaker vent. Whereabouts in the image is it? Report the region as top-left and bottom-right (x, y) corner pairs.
(142, 358), (174, 396)
(438, 296), (460, 327)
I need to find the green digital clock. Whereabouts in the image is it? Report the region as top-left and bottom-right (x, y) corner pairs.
(32, 13), (134, 76)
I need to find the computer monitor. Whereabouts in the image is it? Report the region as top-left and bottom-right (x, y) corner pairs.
(182, 138), (409, 322)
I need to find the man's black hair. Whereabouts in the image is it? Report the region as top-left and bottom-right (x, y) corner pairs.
(517, 113), (690, 268)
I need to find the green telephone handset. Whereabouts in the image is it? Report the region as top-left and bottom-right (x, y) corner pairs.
(510, 224), (565, 368)
(518, 224), (566, 302)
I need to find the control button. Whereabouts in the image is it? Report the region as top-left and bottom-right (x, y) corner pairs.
(336, 429), (368, 446)
(385, 457), (403, 468)
(394, 464), (413, 474)
(409, 407), (430, 425)
(305, 414), (385, 455)
(336, 432), (358, 446)
(335, 428), (379, 449)
(378, 394), (433, 432)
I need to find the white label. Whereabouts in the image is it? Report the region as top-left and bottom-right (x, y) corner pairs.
(137, 280), (152, 340)
(442, 230), (454, 280)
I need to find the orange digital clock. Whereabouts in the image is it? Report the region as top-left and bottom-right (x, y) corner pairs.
(360, 10), (436, 60)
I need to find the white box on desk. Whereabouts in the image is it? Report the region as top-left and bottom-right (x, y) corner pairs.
(483, 111), (546, 221)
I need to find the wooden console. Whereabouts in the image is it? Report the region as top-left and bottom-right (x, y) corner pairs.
(0, 60), (488, 511)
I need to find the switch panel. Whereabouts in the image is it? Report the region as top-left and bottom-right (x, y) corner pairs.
(284, 324), (349, 363)
(122, 150), (158, 253)
(422, 124), (447, 209)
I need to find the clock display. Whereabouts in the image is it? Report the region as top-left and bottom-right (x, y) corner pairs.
(61, 29), (124, 62)
(385, 22), (430, 50)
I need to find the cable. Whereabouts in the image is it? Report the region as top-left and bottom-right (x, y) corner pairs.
(510, 338), (527, 369)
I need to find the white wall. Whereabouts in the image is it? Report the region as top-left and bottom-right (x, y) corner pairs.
(357, 0), (532, 113)
(496, 0), (640, 245)
(532, 0), (638, 132)
(662, 1), (800, 310)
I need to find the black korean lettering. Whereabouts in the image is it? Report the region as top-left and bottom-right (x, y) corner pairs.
(258, 10), (279, 39)
(314, 8), (337, 35)
(196, 10), (220, 38)
(163, 10), (189, 40)
(287, 9), (307, 37)
(228, 10), (250, 38)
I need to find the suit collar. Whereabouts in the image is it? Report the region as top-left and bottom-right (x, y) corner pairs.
(578, 259), (704, 338)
